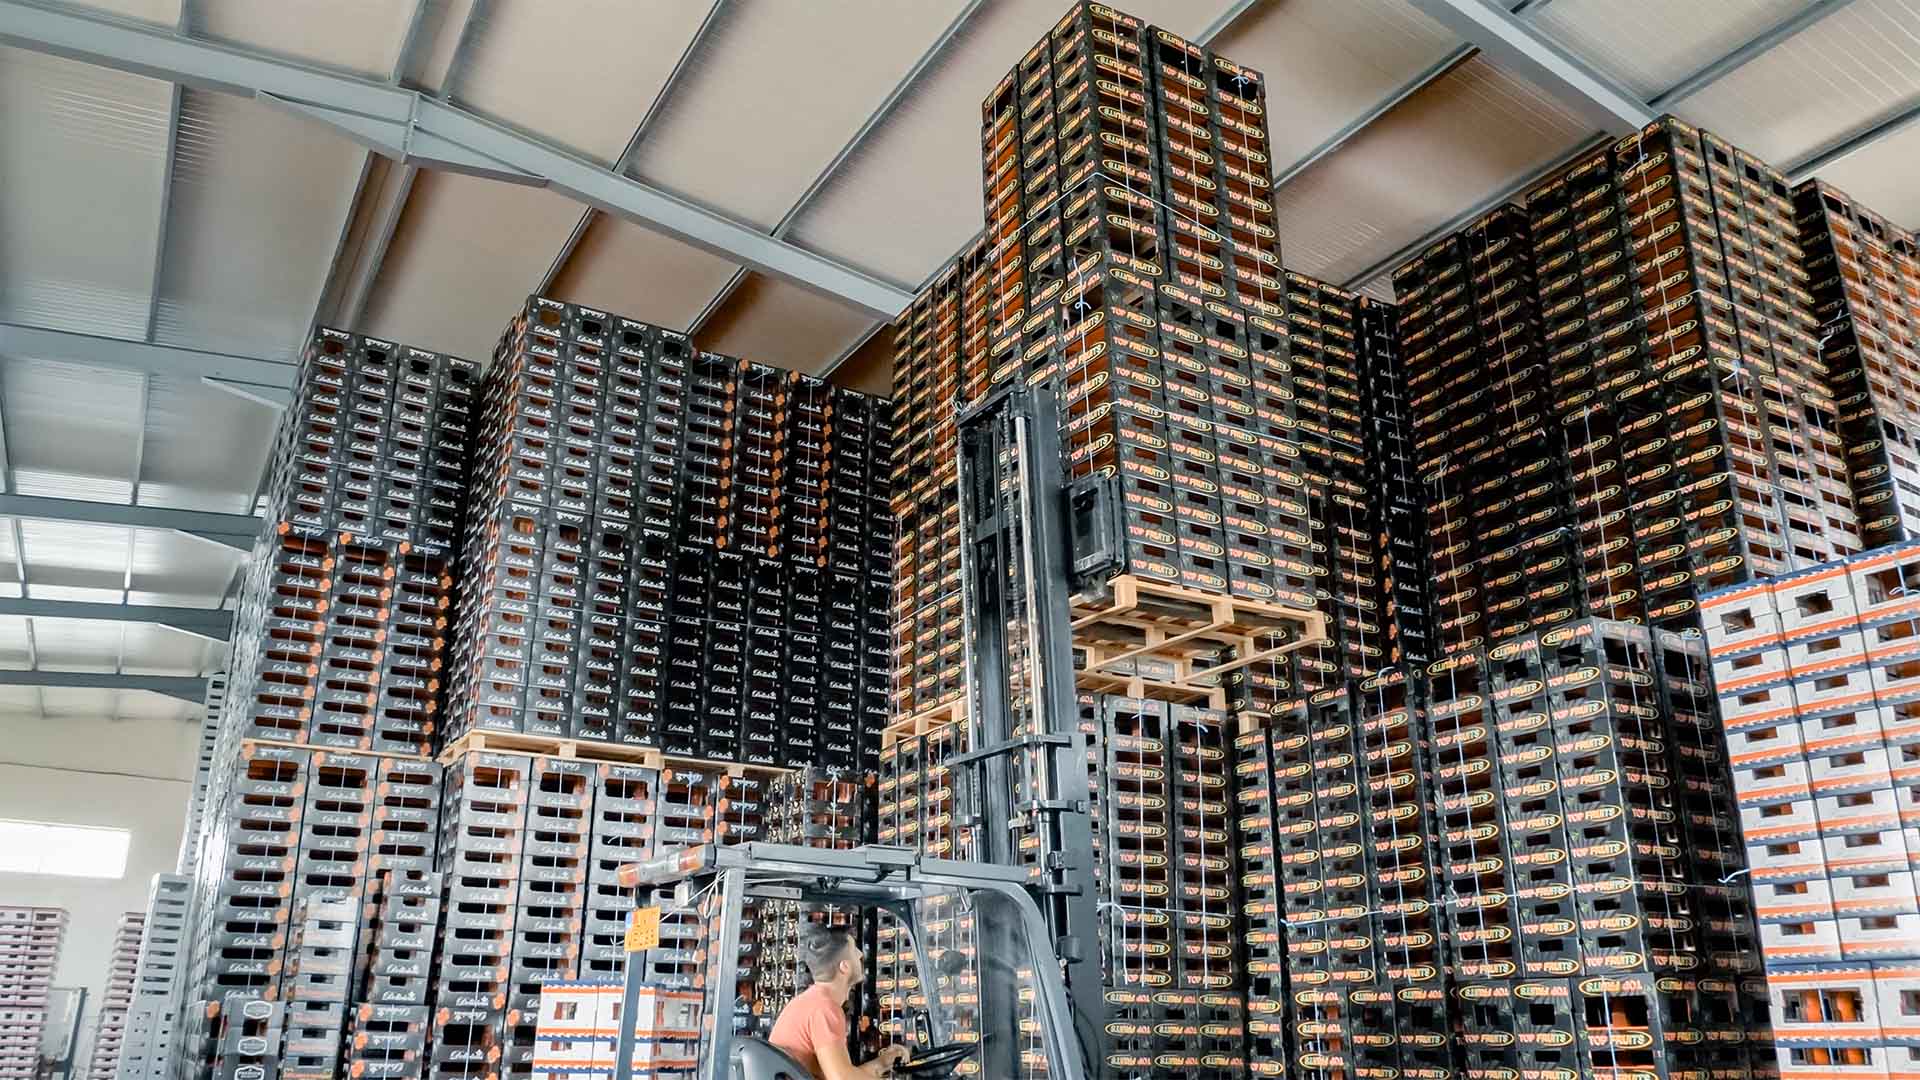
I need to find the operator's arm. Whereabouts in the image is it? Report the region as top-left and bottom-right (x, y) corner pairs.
(812, 1031), (904, 1080)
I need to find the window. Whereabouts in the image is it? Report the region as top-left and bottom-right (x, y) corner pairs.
(0, 819), (131, 879)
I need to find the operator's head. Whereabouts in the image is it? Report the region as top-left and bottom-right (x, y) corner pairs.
(799, 925), (865, 989)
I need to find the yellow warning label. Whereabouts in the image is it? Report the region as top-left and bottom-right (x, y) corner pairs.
(625, 907), (660, 952)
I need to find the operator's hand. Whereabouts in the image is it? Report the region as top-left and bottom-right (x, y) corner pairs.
(875, 1045), (909, 1073)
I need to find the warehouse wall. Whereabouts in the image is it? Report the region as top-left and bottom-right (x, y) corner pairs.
(0, 712), (198, 1057)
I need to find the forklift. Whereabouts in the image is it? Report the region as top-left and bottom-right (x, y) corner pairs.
(613, 385), (1214, 1080)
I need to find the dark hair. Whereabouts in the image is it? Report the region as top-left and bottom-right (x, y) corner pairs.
(797, 926), (854, 984)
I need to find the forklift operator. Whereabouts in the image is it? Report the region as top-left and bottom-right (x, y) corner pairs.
(768, 926), (907, 1079)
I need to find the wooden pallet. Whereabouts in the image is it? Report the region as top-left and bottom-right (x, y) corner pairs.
(436, 729), (792, 778)
(880, 699), (967, 747)
(1073, 643), (1229, 709)
(1070, 574), (1327, 682)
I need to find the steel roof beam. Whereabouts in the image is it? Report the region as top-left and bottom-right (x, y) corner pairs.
(0, 669), (208, 703)
(1788, 99), (1920, 181)
(0, 493), (261, 551)
(0, 598), (231, 641)
(0, 321), (294, 392)
(1405, 0), (1653, 133)
(0, 0), (914, 319)
(686, 0), (988, 340)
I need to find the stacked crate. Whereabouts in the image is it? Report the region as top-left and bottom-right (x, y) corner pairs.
(227, 330), (474, 756)
(87, 913), (144, 1080)
(124, 875), (188, 1080)
(1520, 118), (1855, 633)
(280, 896), (359, 1079)
(873, 726), (977, 1061)
(1795, 181), (1920, 549)
(0, 908), (66, 1080)
(1275, 273), (1381, 713)
(888, 240), (985, 729)
(748, 769), (873, 1037)
(1073, 694), (1243, 1077)
(206, 999), (283, 1080)
(1394, 204), (1585, 658)
(1703, 543), (1920, 1080)
(1358, 296), (1433, 671)
(977, 2), (1310, 609)
(1424, 619), (1763, 1080)
(445, 298), (891, 768)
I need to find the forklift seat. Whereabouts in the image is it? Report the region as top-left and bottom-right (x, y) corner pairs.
(731, 1037), (815, 1080)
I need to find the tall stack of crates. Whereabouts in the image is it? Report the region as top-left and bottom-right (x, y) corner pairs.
(1424, 619), (1765, 1080)
(280, 896), (359, 1079)
(228, 330), (474, 755)
(1080, 695), (1245, 1078)
(1357, 296), (1433, 671)
(1703, 542), (1920, 1080)
(1393, 204), (1586, 658)
(1351, 667), (1452, 1080)
(873, 725), (978, 1060)
(887, 239), (985, 731)
(1277, 273), (1381, 711)
(0, 908), (66, 1080)
(445, 298), (891, 768)
(86, 912), (144, 1080)
(430, 750), (529, 1080)
(978, 2), (1310, 609)
(1520, 118), (1856, 632)
(123, 875), (188, 1080)
(1794, 181), (1920, 550)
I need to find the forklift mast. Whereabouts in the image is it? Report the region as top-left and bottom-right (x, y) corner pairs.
(951, 382), (1120, 1056)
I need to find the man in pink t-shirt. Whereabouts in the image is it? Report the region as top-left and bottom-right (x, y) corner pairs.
(768, 927), (905, 1079)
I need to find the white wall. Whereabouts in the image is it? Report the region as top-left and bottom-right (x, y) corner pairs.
(0, 712), (199, 1064)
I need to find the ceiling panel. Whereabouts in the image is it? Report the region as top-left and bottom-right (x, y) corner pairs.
(1213, 0), (1461, 174)
(0, 46), (171, 340)
(1273, 55), (1593, 289)
(549, 216), (740, 332)
(788, 0), (1230, 287)
(362, 170), (583, 361)
(150, 89), (365, 363)
(140, 374), (278, 513)
(46, 0), (182, 24)
(1529, 0), (1806, 100)
(2, 358), (144, 503)
(696, 274), (872, 374)
(451, 0), (714, 164)
(0, 620), (30, 668)
(1815, 118), (1920, 227)
(128, 531), (243, 609)
(118, 623), (216, 675)
(630, 0), (974, 231)
(1681, 0), (1920, 166)
(17, 521), (134, 592)
(27, 617), (128, 669)
(194, 0), (414, 78)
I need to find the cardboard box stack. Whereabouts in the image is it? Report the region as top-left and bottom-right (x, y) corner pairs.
(1704, 543), (1920, 1080)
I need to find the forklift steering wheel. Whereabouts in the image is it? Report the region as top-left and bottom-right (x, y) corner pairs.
(890, 1042), (974, 1077)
